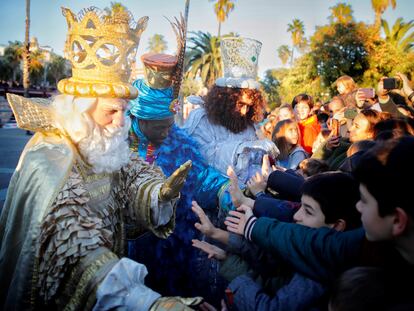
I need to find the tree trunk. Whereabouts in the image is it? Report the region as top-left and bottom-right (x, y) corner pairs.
(23, 0), (30, 98)
(290, 47), (295, 67)
(218, 22), (221, 38)
(374, 11), (382, 34)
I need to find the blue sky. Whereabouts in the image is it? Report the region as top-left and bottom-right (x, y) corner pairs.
(0, 0), (413, 77)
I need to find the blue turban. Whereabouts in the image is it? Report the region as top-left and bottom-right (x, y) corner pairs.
(129, 79), (174, 120)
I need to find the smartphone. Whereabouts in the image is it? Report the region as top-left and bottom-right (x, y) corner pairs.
(359, 88), (375, 99)
(330, 118), (339, 136)
(383, 78), (400, 90)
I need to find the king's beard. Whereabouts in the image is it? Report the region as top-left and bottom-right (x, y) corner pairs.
(76, 116), (131, 174)
(51, 95), (131, 174)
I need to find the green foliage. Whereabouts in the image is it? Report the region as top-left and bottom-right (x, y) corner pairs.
(277, 45), (291, 66)
(0, 58), (12, 81)
(287, 19), (305, 47)
(371, 0), (397, 30)
(179, 2), (414, 104)
(185, 31), (222, 87)
(311, 22), (369, 93)
(329, 2), (354, 24)
(210, 0), (235, 36)
(47, 54), (71, 85)
(103, 2), (129, 19)
(277, 54), (326, 103)
(382, 18), (414, 52)
(260, 69), (283, 109)
(363, 39), (414, 85)
(287, 19), (305, 65)
(2, 41), (24, 82)
(180, 77), (203, 97)
(0, 41), (72, 87)
(210, 0), (235, 23)
(147, 34), (168, 53)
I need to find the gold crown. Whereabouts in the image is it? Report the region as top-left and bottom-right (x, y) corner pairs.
(58, 7), (148, 99)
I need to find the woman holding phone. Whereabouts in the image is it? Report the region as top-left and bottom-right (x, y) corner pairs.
(312, 109), (388, 170)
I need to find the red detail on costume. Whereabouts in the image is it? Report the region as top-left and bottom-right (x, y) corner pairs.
(145, 143), (156, 164)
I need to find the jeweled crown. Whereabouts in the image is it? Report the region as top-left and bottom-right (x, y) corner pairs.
(58, 7), (148, 99)
(215, 37), (262, 89)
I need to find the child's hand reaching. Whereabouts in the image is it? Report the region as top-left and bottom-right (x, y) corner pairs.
(247, 172), (266, 196)
(261, 154), (276, 182)
(192, 201), (216, 238)
(227, 166), (255, 208)
(191, 239), (227, 261)
(224, 204), (254, 236)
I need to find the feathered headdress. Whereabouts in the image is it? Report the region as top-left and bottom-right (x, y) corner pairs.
(133, 13), (188, 117)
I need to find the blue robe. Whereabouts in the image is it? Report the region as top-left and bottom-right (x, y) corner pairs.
(128, 123), (233, 301)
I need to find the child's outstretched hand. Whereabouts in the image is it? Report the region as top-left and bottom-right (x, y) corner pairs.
(247, 172), (266, 196)
(191, 239), (227, 261)
(224, 204), (253, 236)
(192, 201), (216, 238)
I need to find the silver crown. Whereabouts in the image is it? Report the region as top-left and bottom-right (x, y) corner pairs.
(216, 37), (262, 89)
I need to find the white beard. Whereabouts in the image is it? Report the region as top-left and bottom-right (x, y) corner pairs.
(77, 116), (131, 174)
(51, 95), (131, 174)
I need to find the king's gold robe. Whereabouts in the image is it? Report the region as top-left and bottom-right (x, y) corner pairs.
(0, 132), (176, 310)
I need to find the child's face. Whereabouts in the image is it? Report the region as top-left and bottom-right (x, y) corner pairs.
(285, 123), (299, 145)
(356, 184), (394, 241)
(294, 101), (311, 121)
(337, 82), (346, 95)
(294, 195), (327, 228)
(278, 107), (294, 121)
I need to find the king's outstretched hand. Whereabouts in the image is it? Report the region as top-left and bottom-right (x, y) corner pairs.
(159, 160), (192, 202)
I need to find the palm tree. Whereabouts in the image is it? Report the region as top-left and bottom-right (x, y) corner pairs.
(287, 18), (305, 66)
(48, 55), (70, 86)
(147, 34), (168, 53)
(185, 31), (222, 87)
(103, 2), (130, 23)
(3, 41), (24, 83)
(277, 45), (292, 66)
(28, 49), (44, 85)
(23, 0), (30, 97)
(210, 0), (235, 38)
(371, 0), (397, 31)
(104, 2), (128, 16)
(329, 2), (354, 24)
(382, 18), (414, 52)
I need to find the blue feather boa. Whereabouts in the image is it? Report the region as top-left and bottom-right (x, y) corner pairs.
(128, 125), (229, 297)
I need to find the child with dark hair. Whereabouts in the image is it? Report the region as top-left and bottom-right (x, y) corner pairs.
(373, 117), (414, 141)
(338, 140), (376, 173)
(192, 172), (361, 311)
(329, 267), (387, 311)
(299, 158), (330, 177)
(292, 93), (321, 154)
(272, 119), (308, 170)
(329, 265), (414, 311)
(226, 136), (414, 309)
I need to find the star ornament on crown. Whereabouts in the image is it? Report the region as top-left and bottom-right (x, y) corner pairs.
(215, 37), (262, 90)
(58, 7), (149, 99)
